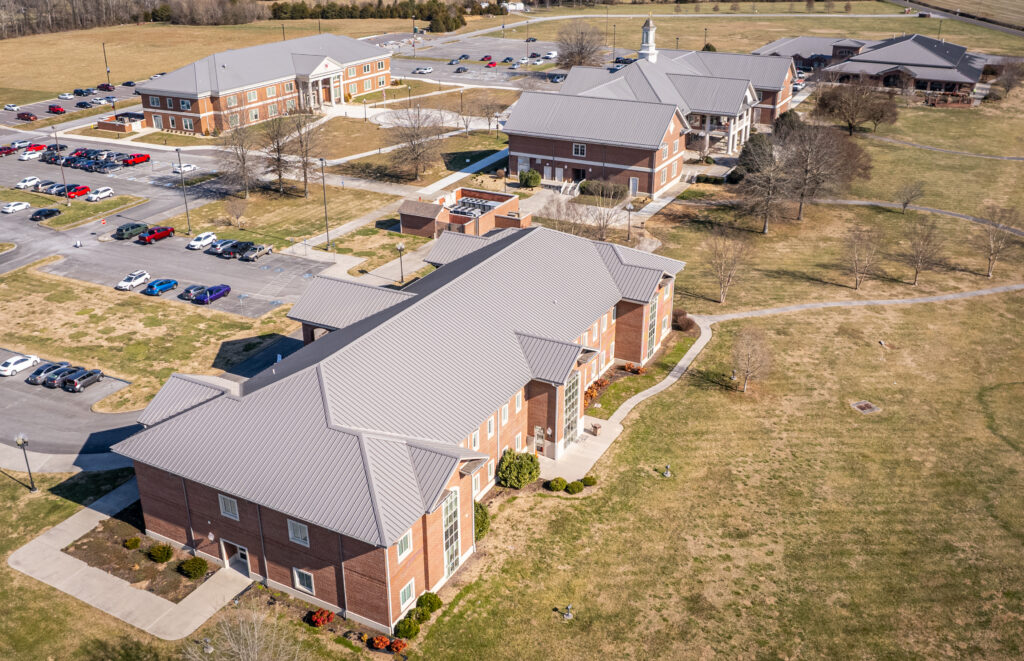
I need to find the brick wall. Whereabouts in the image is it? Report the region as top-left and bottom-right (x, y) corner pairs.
(135, 461), (191, 546)
(341, 537), (389, 626)
(259, 508), (346, 611)
(614, 301), (646, 363)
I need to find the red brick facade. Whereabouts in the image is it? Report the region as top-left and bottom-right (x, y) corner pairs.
(399, 188), (532, 239)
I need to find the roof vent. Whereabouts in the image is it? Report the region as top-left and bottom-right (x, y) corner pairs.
(221, 64), (227, 68)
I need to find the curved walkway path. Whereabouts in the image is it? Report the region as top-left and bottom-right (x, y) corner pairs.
(865, 134), (1024, 161)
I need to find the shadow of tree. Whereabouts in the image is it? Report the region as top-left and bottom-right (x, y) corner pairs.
(212, 333), (302, 377)
(75, 635), (171, 661)
(338, 161), (414, 183)
(49, 468), (135, 508)
(757, 267), (854, 290)
(687, 368), (739, 393)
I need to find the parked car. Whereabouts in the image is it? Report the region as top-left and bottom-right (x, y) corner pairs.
(193, 284), (231, 304)
(448, 59), (459, 65)
(96, 162), (122, 174)
(526, 36), (537, 42)
(33, 180), (56, 192)
(0, 146), (15, 157)
(187, 231), (217, 250)
(15, 176), (40, 189)
(181, 285), (206, 301)
(122, 153), (150, 166)
(44, 183), (67, 194)
(529, 52), (541, 58)
(792, 81), (807, 92)
(458, 54), (469, 60)
(24, 143), (45, 152)
(73, 88), (90, 96)
(518, 57), (529, 64)
(209, 239), (237, 255)
(47, 143), (68, 151)
(4, 103), (19, 111)
(550, 74), (566, 83)
(98, 82), (115, 92)
(18, 150), (40, 161)
(509, 63), (521, 70)
(611, 63), (625, 71)
(10, 140), (29, 149)
(412, 67), (433, 74)
(1, 201), (30, 214)
(91, 97), (110, 105)
(171, 163), (196, 174)
(122, 81), (136, 87)
(0, 354), (39, 376)
(222, 241), (254, 258)
(138, 226), (174, 243)
(115, 269), (150, 290)
(43, 365), (83, 388)
(455, 66), (468, 73)
(502, 56), (515, 63)
(58, 92), (74, 100)
(16, 112), (38, 121)
(544, 51), (558, 59)
(482, 55), (492, 61)
(113, 221), (147, 239)
(142, 278), (178, 296)
(31, 208), (60, 222)
(64, 184), (90, 198)
(533, 58), (544, 65)
(241, 244), (272, 261)
(48, 104), (66, 114)
(75, 101), (93, 109)
(63, 369), (103, 392)
(26, 361), (70, 385)
(85, 186), (114, 201)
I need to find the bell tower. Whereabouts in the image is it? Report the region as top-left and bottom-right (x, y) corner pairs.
(639, 15), (658, 63)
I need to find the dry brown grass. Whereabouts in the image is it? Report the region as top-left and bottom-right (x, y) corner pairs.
(405, 87), (521, 114)
(319, 116), (406, 160)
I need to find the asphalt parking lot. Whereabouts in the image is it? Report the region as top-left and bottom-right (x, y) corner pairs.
(0, 351), (140, 454)
(1, 87), (141, 127)
(393, 36), (567, 87)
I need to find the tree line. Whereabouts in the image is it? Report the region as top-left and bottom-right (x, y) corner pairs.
(269, 0), (505, 32)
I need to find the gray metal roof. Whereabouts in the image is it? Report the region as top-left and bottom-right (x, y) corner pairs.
(503, 92), (681, 149)
(287, 275), (416, 330)
(844, 34), (982, 83)
(424, 230), (516, 267)
(138, 34), (388, 97)
(136, 374), (228, 427)
(398, 199), (444, 219)
(516, 332), (584, 385)
(667, 74), (753, 116)
(663, 50), (795, 91)
(593, 241), (684, 303)
(114, 226), (683, 547)
(752, 36), (860, 60)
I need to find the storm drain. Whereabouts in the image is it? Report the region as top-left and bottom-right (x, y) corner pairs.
(851, 400), (881, 414)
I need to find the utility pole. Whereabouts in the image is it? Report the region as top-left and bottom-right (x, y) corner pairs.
(704, 27), (708, 48)
(102, 42), (111, 86)
(174, 148), (192, 235)
(613, 25), (616, 60)
(15, 434), (36, 493)
(676, 36), (679, 50)
(51, 126), (69, 207)
(281, 24), (286, 41)
(320, 158), (331, 251)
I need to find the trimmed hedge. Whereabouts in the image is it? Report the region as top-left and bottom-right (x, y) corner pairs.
(546, 477), (567, 492)
(123, 537), (141, 550)
(411, 606), (431, 623)
(178, 556), (208, 580)
(581, 475), (597, 487)
(579, 179), (628, 200)
(394, 616), (420, 639)
(148, 544), (174, 563)
(565, 480), (584, 495)
(518, 168), (541, 188)
(474, 501), (490, 542)
(694, 174), (725, 185)
(417, 592), (443, 612)
(496, 449), (540, 488)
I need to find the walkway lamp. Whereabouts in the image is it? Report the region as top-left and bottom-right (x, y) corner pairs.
(15, 434), (37, 493)
(626, 202), (634, 241)
(175, 148), (192, 235)
(363, 98), (367, 122)
(396, 241), (406, 283)
(319, 158), (330, 251)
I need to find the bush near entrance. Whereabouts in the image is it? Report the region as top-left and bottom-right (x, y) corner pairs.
(394, 616), (420, 639)
(582, 475), (597, 487)
(496, 449), (540, 488)
(178, 556), (208, 580)
(148, 544), (173, 563)
(519, 168), (541, 188)
(565, 480), (584, 495)
(547, 477), (567, 492)
(474, 501), (491, 541)
(417, 592), (443, 612)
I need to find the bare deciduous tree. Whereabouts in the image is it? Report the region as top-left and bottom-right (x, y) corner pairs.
(896, 180), (926, 213)
(260, 116), (291, 193)
(978, 206), (1018, 278)
(814, 81), (899, 136)
(781, 124), (869, 220)
(219, 124), (259, 198)
(733, 327), (771, 393)
(182, 603), (307, 661)
(867, 91), (899, 132)
(225, 196), (248, 229)
(539, 194), (586, 236)
(738, 140), (791, 234)
(480, 99), (507, 136)
(581, 184), (627, 242)
(1000, 61), (1024, 95)
(705, 228), (753, 304)
(846, 226), (884, 290)
(556, 21), (604, 68)
(389, 105), (444, 180)
(288, 112), (323, 198)
(457, 96), (481, 137)
(903, 217), (944, 286)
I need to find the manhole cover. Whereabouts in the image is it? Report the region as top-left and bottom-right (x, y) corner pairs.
(851, 400), (881, 414)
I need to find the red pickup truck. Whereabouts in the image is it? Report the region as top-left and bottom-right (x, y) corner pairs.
(122, 153), (150, 166)
(138, 226), (175, 244)
(48, 105), (66, 114)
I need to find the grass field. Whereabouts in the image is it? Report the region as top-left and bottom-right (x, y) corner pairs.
(588, 333), (696, 419)
(67, 126), (137, 140)
(488, 15), (1024, 56)
(131, 131), (217, 147)
(416, 290), (1024, 659)
(1, 191), (145, 230)
(322, 224), (431, 276)
(364, 79), (460, 105)
(523, 1), (900, 17)
(913, 0), (1024, 27)
(404, 87), (522, 114)
(319, 116), (406, 159)
(0, 259), (297, 410)
(161, 183), (396, 249)
(334, 130), (507, 183)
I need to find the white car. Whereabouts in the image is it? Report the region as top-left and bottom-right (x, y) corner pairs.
(187, 231), (217, 250)
(92, 97), (111, 105)
(1, 201), (30, 214)
(10, 140), (29, 149)
(533, 59), (543, 65)
(544, 51), (558, 59)
(0, 354), (40, 376)
(15, 176), (40, 189)
(58, 93), (74, 100)
(3, 104), (19, 112)
(18, 151), (40, 161)
(518, 57), (529, 64)
(85, 186), (114, 201)
(792, 82), (807, 92)
(172, 163), (197, 174)
(412, 66), (433, 74)
(115, 269), (150, 291)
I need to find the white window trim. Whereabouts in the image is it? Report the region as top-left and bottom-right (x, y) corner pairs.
(397, 529), (413, 562)
(501, 404), (509, 425)
(165, 98), (173, 109)
(218, 494), (239, 521)
(266, 85), (276, 98)
(471, 430), (479, 450)
(487, 460), (495, 480)
(487, 416), (494, 438)
(515, 432), (522, 451)
(515, 391), (522, 413)
(182, 118), (194, 131)
(378, 60), (386, 70)
(179, 99), (191, 111)
(168, 116), (176, 129)
(246, 90), (258, 102)
(400, 578), (415, 609)
(288, 519), (310, 547)
(293, 568), (315, 594)
(472, 473), (480, 494)
(149, 96), (160, 107)
(572, 143), (586, 157)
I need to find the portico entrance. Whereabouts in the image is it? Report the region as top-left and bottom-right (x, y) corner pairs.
(221, 540), (250, 576)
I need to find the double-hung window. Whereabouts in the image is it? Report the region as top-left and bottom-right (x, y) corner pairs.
(472, 472), (480, 494)
(400, 579), (415, 609)
(267, 103), (278, 117)
(471, 430), (479, 450)
(661, 145), (669, 160)
(515, 391), (522, 413)
(288, 519), (310, 547)
(226, 95), (238, 108)
(487, 416), (494, 438)
(363, 63), (371, 74)
(572, 143), (586, 157)
(347, 67), (356, 77)
(377, 60), (386, 70)
(266, 86), (276, 98)
(377, 76), (386, 87)
(285, 82), (295, 93)
(397, 529), (413, 561)
(179, 99), (191, 111)
(515, 432), (523, 451)
(149, 96), (160, 107)
(364, 79), (372, 91)
(293, 568), (314, 594)
(165, 98), (173, 109)
(246, 89), (258, 103)
(501, 404), (509, 425)
(249, 108), (259, 122)
(487, 460), (495, 480)
(182, 118), (194, 131)
(218, 494), (239, 521)
(168, 116), (176, 129)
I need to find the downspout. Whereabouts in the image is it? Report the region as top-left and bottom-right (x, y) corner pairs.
(180, 476), (196, 550)
(338, 534), (349, 616)
(255, 505), (269, 583)
(384, 546), (394, 632)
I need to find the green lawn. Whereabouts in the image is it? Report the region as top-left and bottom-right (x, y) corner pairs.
(2, 190), (145, 230)
(14, 100), (140, 131)
(335, 130), (507, 184)
(321, 224), (431, 276)
(131, 131), (217, 147)
(365, 79), (460, 105)
(524, 1), (900, 17)
(415, 292), (1024, 659)
(405, 88), (521, 114)
(588, 333), (696, 420)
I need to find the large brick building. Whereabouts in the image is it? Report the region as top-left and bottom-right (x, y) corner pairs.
(503, 18), (794, 196)
(114, 227), (684, 633)
(136, 34), (391, 135)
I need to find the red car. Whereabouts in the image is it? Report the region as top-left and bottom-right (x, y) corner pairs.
(48, 105), (66, 114)
(25, 143), (46, 152)
(65, 185), (90, 198)
(138, 226), (174, 243)
(481, 55), (492, 61)
(98, 83), (115, 92)
(122, 153), (150, 166)
(486, 61), (497, 68)
(0, 146), (15, 157)
(16, 112), (37, 121)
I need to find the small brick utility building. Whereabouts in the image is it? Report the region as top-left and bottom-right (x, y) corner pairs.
(397, 188), (531, 238)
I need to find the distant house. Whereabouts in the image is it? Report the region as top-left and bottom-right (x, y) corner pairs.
(754, 33), (983, 93)
(114, 226), (684, 634)
(137, 34), (391, 135)
(397, 188), (531, 238)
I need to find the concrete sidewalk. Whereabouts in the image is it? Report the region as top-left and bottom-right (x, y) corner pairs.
(8, 478), (251, 640)
(0, 442), (132, 474)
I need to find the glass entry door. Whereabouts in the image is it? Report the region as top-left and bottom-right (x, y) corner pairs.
(442, 490), (460, 577)
(563, 372), (580, 444)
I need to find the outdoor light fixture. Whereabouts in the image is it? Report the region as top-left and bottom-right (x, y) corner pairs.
(175, 148), (192, 235)
(396, 241), (406, 283)
(663, 464), (672, 478)
(563, 604), (574, 620)
(208, 531), (215, 542)
(319, 158), (331, 253)
(203, 638), (214, 654)
(14, 434), (37, 492)
(626, 202), (635, 241)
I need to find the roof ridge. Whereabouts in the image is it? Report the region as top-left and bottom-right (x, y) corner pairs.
(310, 273), (417, 296)
(355, 430), (387, 546)
(514, 330), (582, 349)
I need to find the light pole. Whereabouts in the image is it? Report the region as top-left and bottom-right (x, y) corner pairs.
(52, 126), (70, 207)
(15, 434), (37, 493)
(612, 25), (616, 61)
(460, 89), (464, 116)
(676, 36), (679, 50)
(102, 42), (111, 87)
(319, 158), (330, 251)
(363, 98), (367, 122)
(704, 27), (709, 48)
(396, 241), (406, 283)
(626, 202), (634, 241)
(174, 148), (192, 235)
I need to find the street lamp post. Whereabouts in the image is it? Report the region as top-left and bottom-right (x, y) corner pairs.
(52, 126), (70, 207)
(319, 158), (330, 251)
(704, 27), (709, 48)
(14, 434), (37, 493)
(363, 98), (367, 122)
(613, 25), (616, 60)
(626, 202), (634, 241)
(396, 241), (406, 283)
(174, 148), (192, 235)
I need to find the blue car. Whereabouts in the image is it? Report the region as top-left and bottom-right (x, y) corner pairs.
(142, 278), (178, 296)
(193, 284), (230, 305)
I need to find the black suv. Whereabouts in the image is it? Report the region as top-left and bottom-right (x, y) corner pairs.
(222, 241), (254, 258)
(63, 369), (103, 392)
(114, 222), (148, 239)
(43, 365), (83, 388)
(26, 361), (70, 385)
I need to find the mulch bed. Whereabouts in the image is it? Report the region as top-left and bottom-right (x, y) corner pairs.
(62, 501), (211, 603)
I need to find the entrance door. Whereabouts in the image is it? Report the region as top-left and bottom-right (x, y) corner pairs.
(554, 167), (563, 181)
(152, 115), (163, 130)
(442, 490), (460, 577)
(543, 165), (552, 180)
(563, 372), (581, 444)
(223, 541), (250, 576)
(571, 168), (586, 181)
(629, 177), (639, 195)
